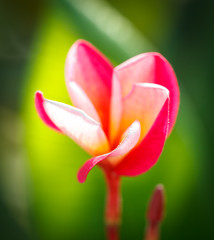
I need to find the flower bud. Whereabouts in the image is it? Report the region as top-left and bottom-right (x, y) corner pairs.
(147, 184), (165, 224)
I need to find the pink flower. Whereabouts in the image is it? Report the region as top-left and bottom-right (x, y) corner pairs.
(35, 40), (179, 183)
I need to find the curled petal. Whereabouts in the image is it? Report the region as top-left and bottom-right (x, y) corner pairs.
(78, 121), (141, 183)
(114, 98), (169, 176)
(115, 52), (179, 135)
(65, 40), (113, 134)
(35, 91), (61, 132)
(118, 83), (169, 144)
(77, 154), (108, 184)
(36, 92), (110, 156)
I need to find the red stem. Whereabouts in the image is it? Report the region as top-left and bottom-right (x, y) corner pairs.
(104, 171), (121, 240)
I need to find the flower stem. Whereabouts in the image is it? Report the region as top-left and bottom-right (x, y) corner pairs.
(145, 222), (159, 240)
(104, 171), (121, 240)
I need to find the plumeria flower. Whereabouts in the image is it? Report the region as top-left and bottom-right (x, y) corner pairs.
(35, 40), (179, 184)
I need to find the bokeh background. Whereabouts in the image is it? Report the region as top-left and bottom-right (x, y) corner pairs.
(0, 0), (214, 239)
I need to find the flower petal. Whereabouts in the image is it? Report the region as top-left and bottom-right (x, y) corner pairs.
(115, 52), (179, 135)
(109, 73), (122, 147)
(65, 40), (113, 134)
(36, 92), (110, 156)
(77, 120), (141, 183)
(114, 98), (169, 176)
(77, 154), (108, 184)
(117, 83), (169, 145)
(67, 82), (101, 122)
(35, 91), (61, 132)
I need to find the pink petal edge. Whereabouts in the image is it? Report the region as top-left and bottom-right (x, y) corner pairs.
(35, 91), (61, 132)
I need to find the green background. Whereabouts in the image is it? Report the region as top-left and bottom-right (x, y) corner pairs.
(0, 0), (213, 239)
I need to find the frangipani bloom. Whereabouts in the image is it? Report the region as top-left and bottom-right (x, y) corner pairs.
(35, 40), (179, 183)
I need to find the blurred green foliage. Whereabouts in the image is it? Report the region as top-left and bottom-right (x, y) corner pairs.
(1, 0), (214, 239)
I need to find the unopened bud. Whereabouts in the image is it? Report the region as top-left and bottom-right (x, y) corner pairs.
(147, 184), (165, 224)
